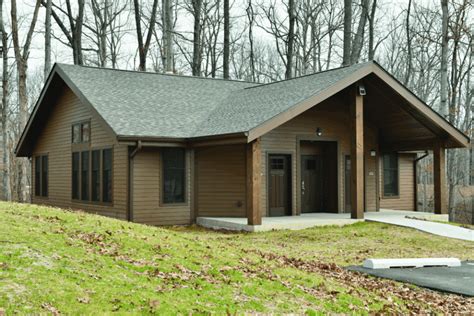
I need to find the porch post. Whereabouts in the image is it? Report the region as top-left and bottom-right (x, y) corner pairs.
(247, 138), (262, 225)
(433, 142), (447, 214)
(350, 86), (365, 219)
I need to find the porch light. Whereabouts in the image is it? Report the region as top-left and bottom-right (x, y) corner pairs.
(370, 149), (376, 157)
(316, 128), (322, 136)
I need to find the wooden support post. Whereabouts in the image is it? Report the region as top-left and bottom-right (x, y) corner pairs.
(433, 142), (447, 214)
(350, 87), (365, 219)
(247, 138), (262, 225)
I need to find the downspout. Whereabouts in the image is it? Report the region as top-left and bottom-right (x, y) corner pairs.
(128, 141), (142, 222)
(413, 151), (429, 212)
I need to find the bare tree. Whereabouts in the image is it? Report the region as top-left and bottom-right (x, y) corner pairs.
(0, 0), (10, 200)
(43, 0), (85, 65)
(223, 0), (229, 78)
(44, 0), (52, 77)
(162, 0), (174, 73)
(350, 0), (369, 64)
(342, 0), (352, 66)
(133, 0), (159, 71)
(439, 0), (449, 117)
(192, 0), (203, 76)
(285, 0), (295, 79)
(11, 0), (41, 201)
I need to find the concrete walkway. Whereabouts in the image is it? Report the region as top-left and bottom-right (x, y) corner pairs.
(197, 210), (474, 241)
(366, 210), (474, 242)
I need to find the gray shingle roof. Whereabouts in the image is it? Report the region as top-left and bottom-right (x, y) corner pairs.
(57, 62), (370, 139)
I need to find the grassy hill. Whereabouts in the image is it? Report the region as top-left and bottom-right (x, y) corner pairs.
(0, 202), (473, 314)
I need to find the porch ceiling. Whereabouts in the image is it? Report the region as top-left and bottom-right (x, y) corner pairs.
(362, 74), (456, 151)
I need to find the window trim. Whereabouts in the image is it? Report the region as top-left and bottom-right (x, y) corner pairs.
(71, 120), (91, 144)
(71, 146), (113, 206)
(34, 153), (49, 199)
(382, 152), (400, 199)
(160, 148), (188, 206)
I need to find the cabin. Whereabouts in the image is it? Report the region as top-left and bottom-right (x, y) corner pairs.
(15, 61), (470, 228)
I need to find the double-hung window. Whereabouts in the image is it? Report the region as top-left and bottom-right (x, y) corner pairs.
(162, 148), (186, 204)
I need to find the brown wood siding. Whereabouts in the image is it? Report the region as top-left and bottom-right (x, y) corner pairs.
(196, 144), (247, 217)
(380, 153), (416, 210)
(260, 96), (379, 215)
(364, 125), (378, 212)
(31, 87), (128, 219)
(131, 148), (191, 225)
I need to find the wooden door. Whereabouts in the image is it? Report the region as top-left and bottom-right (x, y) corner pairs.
(301, 155), (323, 213)
(268, 155), (291, 216)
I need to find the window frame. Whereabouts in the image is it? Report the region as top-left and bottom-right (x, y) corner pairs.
(71, 146), (113, 205)
(71, 120), (91, 144)
(34, 154), (48, 198)
(161, 148), (187, 206)
(382, 152), (400, 198)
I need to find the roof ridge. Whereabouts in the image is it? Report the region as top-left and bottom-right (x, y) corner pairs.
(55, 63), (259, 85)
(243, 61), (374, 90)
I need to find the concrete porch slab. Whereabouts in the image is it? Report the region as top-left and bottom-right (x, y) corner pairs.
(197, 213), (363, 232)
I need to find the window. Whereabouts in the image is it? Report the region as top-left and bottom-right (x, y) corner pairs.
(35, 157), (41, 196)
(42, 156), (48, 197)
(34, 155), (48, 197)
(72, 152), (80, 199)
(72, 148), (112, 203)
(162, 148), (185, 204)
(81, 151), (89, 200)
(383, 153), (399, 197)
(82, 122), (90, 142)
(91, 150), (100, 202)
(102, 149), (112, 203)
(72, 124), (81, 143)
(72, 121), (90, 143)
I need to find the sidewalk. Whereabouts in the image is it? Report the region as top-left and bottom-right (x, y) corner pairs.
(366, 210), (474, 242)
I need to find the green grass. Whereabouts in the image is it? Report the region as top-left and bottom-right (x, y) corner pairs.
(1, 202), (473, 314)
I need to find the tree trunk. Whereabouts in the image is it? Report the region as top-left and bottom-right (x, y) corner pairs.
(403, 0), (412, 86)
(367, 0), (377, 60)
(44, 0), (52, 78)
(285, 0), (295, 79)
(223, 0), (230, 79)
(162, 0), (174, 73)
(439, 0), (449, 118)
(342, 0), (352, 66)
(0, 0), (11, 201)
(73, 0), (85, 65)
(246, 0), (255, 82)
(350, 0), (369, 64)
(11, 0), (41, 202)
(192, 0), (202, 76)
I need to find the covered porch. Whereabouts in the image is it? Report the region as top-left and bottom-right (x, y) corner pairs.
(196, 210), (449, 232)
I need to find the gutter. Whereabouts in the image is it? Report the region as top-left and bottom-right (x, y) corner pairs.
(413, 151), (429, 212)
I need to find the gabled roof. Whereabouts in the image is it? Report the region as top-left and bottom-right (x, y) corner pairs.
(16, 61), (470, 156)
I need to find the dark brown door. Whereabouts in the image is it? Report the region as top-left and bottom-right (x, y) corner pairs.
(301, 155), (323, 213)
(344, 155), (351, 213)
(268, 155), (291, 216)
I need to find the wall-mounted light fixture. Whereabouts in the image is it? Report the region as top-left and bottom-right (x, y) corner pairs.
(316, 127), (322, 137)
(358, 84), (366, 96)
(370, 149), (376, 157)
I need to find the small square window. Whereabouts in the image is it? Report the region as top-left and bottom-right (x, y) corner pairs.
(72, 124), (81, 143)
(82, 122), (90, 142)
